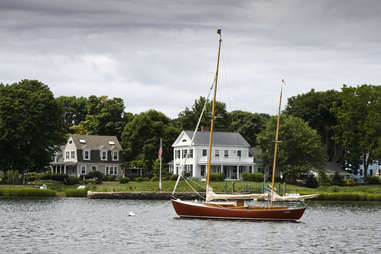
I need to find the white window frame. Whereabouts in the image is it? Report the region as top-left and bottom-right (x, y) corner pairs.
(112, 151), (119, 161)
(71, 151), (75, 159)
(215, 150), (219, 157)
(65, 151), (70, 159)
(92, 165), (97, 172)
(81, 165), (86, 175)
(101, 150), (108, 161)
(83, 149), (90, 160)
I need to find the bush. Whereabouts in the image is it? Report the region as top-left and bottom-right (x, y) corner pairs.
(40, 172), (52, 180)
(135, 177), (144, 182)
(143, 177), (150, 181)
(104, 175), (115, 181)
(170, 174), (179, 181)
(365, 176), (381, 185)
(64, 176), (80, 185)
(242, 172), (264, 182)
(0, 188), (56, 197)
(120, 177), (130, 184)
(318, 171), (331, 186)
(5, 170), (20, 184)
(86, 171), (104, 180)
(210, 173), (225, 182)
(25, 172), (40, 182)
(331, 172), (344, 186)
(305, 175), (319, 188)
(151, 176), (159, 181)
(65, 189), (87, 197)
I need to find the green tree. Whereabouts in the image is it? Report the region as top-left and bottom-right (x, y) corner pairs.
(331, 84), (381, 178)
(229, 110), (269, 146)
(56, 96), (88, 132)
(284, 89), (341, 161)
(121, 110), (180, 171)
(257, 115), (327, 183)
(0, 80), (66, 173)
(176, 96), (231, 131)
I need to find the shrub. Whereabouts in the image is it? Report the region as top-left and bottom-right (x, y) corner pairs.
(305, 175), (319, 188)
(5, 170), (20, 184)
(86, 171), (104, 181)
(170, 174), (179, 181)
(0, 188), (56, 197)
(331, 172), (344, 186)
(143, 177), (150, 181)
(25, 172), (40, 182)
(65, 189), (87, 197)
(40, 172), (52, 180)
(104, 175), (115, 181)
(49, 173), (69, 182)
(120, 177), (130, 184)
(64, 176), (80, 185)
(242, 172), (264, 182)
(151, 176), (159, 181)
(135, 177), (144, 182)
(210, 173), (225, 182)
(318, 171), (331, 186)
(365, 176), (381, 185)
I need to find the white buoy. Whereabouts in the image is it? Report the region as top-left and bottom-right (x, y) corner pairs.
(128, 211), (136, 216)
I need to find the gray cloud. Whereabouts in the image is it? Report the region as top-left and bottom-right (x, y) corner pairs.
(1, 0), (381, 118)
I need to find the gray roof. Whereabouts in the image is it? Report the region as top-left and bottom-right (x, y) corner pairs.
(184, 130), (250, 147)
(71, 134), (122, 150)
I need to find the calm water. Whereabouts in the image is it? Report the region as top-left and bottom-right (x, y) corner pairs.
(1, 198), (381, 254)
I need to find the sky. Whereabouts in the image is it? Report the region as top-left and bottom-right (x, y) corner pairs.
(1, 0), (381, 118)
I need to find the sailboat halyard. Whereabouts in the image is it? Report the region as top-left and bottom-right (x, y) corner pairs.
(171, 29), (307, 221)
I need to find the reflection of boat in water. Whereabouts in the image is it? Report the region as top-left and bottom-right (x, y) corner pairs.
(171, 29), (316, 221)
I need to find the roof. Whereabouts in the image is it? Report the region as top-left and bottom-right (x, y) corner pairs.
(71, 134), (122, 150)
(183, 130), (250, 147)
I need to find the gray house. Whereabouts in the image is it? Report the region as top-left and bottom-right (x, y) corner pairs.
(50, 134), (123, 178)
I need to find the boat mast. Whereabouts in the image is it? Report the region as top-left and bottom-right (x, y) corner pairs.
(206, 29), (222, 189)
(270, 79), (284, 207)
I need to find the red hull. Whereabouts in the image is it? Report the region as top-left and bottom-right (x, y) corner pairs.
(171, 199), (305, 221)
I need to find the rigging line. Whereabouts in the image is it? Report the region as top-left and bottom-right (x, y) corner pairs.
(171, 77), (216, 195)
(182, 175), (205, 200)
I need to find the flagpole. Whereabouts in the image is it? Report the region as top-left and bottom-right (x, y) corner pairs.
(159, 138), (162, 192)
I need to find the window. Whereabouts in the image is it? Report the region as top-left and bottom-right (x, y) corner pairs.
(175, 150), (180, 159)
(71, 151), (75, 159)
(69, 140), (72, 144)
(66, 151), (70, 159)
(110, 167), (114, 175)
(237, 150), (241, 157)
(113, 151), (119, 161)
(84, 150), (90, 160)
(81, 165), (86, 175)
(114, 166), (118, 175)
(105, 166), (118, 175)
(105, 166), (109, 175)
(189, 149), (193, 158)
(360, 169), (363, 176)
(101, 150), (107, 161)
(182, 149), (187, 158)
(224, 150), (228, 158)
(370, 169), (373, 176)
(201, 165), (206, 177)
(92, 166), (97, 171)
(215, 150), (219, 157)
(202, 149), (207, 157)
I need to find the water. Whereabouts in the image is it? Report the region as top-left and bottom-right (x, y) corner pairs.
(1, 198), (381, 253)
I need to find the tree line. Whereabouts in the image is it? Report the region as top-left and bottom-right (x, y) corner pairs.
(1, 79), (380, 182)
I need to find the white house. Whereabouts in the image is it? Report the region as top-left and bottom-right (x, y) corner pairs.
(50, 134), (123, 178)
(352, 160), (381, 180)
(171, 130), (255, 180)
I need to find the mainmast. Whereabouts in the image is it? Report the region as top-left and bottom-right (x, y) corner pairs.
(270, 79), (284, 207)
(206, 29), (222, 190)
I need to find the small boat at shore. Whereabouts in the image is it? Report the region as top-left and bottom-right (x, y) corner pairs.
(170, 29), (316, 221)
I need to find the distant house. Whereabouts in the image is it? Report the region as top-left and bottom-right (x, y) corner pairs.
(353, 159), (381, 180)
(171, 130), (255, 180)
(50, 134), (123, 178)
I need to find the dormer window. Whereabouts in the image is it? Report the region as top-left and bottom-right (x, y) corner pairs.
(101, 150), (108, 161)
(83, 150), (90, 160)
(66, 151), (70, 159)
(69, 140), (72, 144)
(182, 139), (186, 142)
(112, 151), (119, 161)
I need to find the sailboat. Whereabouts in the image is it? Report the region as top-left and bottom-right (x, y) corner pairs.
(171, 29), (308, 221)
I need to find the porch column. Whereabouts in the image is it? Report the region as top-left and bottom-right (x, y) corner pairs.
(237, 166), (239, 180)
(64, 164), (67, 174)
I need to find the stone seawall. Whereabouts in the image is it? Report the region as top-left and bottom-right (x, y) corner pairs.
(87, 191), (205, 200)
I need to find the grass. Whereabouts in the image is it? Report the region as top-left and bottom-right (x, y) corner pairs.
(0, 187), (56, 197)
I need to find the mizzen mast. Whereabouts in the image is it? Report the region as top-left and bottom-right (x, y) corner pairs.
(206, 29), (222, 190)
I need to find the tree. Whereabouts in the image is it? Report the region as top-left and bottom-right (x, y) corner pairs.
(176, 96), (231, 131)
(0, 80), (66, 173)
(73, 96), (130, 139)
(121, 110), (180, 171)
(284, 89), (341, 161)
(56, 96), (88, 132)
(331, 84), (381, 178)
(257, 115), (327, 183)
(229, 110), (270, 146)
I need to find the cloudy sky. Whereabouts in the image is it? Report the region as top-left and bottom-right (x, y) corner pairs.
(1, 0), (381, 118)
